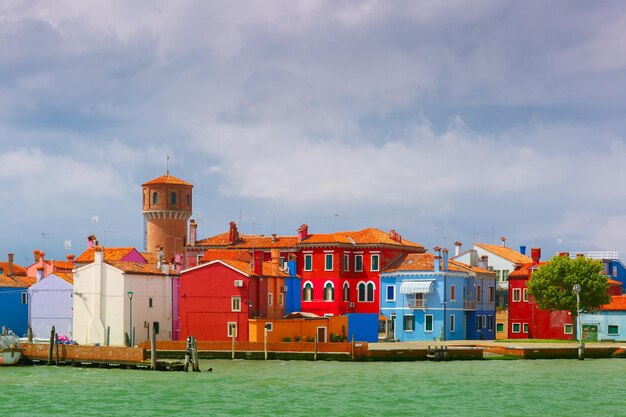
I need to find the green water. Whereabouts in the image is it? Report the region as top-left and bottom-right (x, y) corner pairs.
(1, 359), (624, 416)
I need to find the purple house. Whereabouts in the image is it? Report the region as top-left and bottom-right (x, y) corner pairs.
(28, 270), (74, 339)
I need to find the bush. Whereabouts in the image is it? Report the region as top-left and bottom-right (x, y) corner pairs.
(282, 337), (292, 342)
(306, 336), (315, 342)
(330, 333), (344, 342)
(294, 335), (303, 342)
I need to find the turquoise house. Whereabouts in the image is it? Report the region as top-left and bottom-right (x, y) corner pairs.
(579, 295), (626, 341)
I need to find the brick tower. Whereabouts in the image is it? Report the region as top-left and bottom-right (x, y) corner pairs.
(142, 172), (193, 262)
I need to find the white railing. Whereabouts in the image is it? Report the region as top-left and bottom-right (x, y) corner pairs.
(567, 251), (619, 260)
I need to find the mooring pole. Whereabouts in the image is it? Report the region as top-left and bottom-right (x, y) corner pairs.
(55, 333), (59, 366)
(314, 334), (318, 361)
(192, 336), (200, 372)
(231, 335), (236, 360)
(27, 326), (33, 343)
(264, 327), (268, 361)
(47, 326), (55, 366)
(351, 335), (355, 361)
(184, 336), (191, 372)
(150, 323), (157, 371)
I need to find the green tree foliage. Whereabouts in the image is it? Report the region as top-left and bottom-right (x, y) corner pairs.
(527, 255), (610, 315)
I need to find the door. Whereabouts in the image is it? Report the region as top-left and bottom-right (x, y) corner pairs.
(389, 314), (396, 340)
(462, 315), (467, 339)
(582, 324), (598, 341)
(317, 326), (327, 343)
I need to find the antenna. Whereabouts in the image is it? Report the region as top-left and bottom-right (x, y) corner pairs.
(42, 233), (48, 252)
(91, 215), (99, 235)
(166, 155), (170, 175)
(64, 240), (72, 251)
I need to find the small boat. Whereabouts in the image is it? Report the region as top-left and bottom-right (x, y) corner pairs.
(0, 333), (22, 365)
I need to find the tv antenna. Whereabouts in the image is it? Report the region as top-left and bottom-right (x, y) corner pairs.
(64, 240), (72, 251)
(91, 215), (99, 235)
(42, 233), (48, 252)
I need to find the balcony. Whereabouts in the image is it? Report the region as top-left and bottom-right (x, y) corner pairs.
(408, 299), (426, 309)
(463, 301), (476, 309)
(496, 281), (509, 291)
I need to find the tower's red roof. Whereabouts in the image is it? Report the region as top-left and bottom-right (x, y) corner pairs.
(142, 174), (192, 187)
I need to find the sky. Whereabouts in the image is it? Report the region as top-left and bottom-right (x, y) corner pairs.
(2, 0), (626, 266)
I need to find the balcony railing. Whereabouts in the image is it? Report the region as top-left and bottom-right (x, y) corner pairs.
(568, 251), (619, 260)
(408, 299), (426, 309)
(463, 301), (476, 309)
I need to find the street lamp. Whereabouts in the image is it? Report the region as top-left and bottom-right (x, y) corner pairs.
(127, 291), (134, 347)
(572, 284), (583, 360)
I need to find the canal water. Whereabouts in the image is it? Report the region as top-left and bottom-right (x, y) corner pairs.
(1, 359), (624, 416)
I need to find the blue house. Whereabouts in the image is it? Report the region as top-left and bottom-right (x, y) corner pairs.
(0, 257), (34, 337)
(380, 250), (496, 341)
(579, 295), (626, 341)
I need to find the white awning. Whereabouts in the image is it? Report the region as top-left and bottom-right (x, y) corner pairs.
(400, 280), (435, 294)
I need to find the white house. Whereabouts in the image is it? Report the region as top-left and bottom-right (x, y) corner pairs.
(72, 246), (172, 346)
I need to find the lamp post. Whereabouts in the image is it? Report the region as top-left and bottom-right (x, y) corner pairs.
(127, 291), (134, 347)
(572, 284), (584, 360)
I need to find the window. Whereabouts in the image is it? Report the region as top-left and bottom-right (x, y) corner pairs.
(265, 322), (273, 332)
(476, 316), (482, 331)
(152, 192), (158, 204)
(325, 254), (334, 271)
(482, 315), (486, 328)
(512, 323), (521, 333)
(324, 282), (334, 302)
(148, 297), (154, 308)
(279, 293), (284, 306)
(497, 323), (505, 333)
(450, 285), (456, 302)
(304, 254), (313, 271)
(186, 193), (190, 206)
(450, 314), (455, 333)
(488, 286), (494, 302)
(371, 254), (380, 271)
(512, 288), (521, 302)
(268, 293), (274, 307)
(344, 254), (350, 272)
(280, 257), (286, 268)
(523, 288), (529, 302)
(232, 296), (241, 312)
(343, 282), (350, 302)
(386, 285), (395, 302)
(523, 323), (529, 333)
(564, 324), (573, 334)
(608, 324), (619, 336)
(227, 322), (237, 338)
(613, 266), (618, 278)
(355, 255), (363, 272)
(502, 270), (509, 281)
(425, 314), (434, 332)
(302, 282), (313, 302)
(366, 282), (375, 302)
(358, 282), (366, 302)
(404, 315), (415, 332)
(170, 192), (177, 204)
(488, 315), (494, 331)
(21, 292), (27, 305)
(476, 285), (482, 302)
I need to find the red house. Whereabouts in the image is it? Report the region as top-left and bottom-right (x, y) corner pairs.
(179, 249), (289, 341)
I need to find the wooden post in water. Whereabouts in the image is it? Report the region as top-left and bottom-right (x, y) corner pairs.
(314, 334), (318, 361)
(47, 326), (55, 366)
(231, 335), (236, 360)
(106, 326), (110, 347)
(351, 335), (355, 361)
(191, 336), (200, 372)
(150, 323), (157, 371)
(2, 326), (6, 335)
(54, 333), (59, 366)
(27, 326), (33, 343)
(264, 327), (268, 361)
(184, 336), (191, 372)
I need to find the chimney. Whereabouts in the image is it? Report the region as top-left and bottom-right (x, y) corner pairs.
(157, 246), (164, 270)
(34, 250), (40, 262)
(531, 248), (541, 265)
(36, 266), (44, 282)
(389, 230), (402, 243)
(454, 241), (462, 257)
(469, 249), (478, 267)
(271, 234), (277, 243)
(297, 224), (309, 242)
(271, 249), (280, 276)
(479, 255), (489, 270)
(8, 253), (14, 277)
(67, 254), (75, 264)
(433, 247), (441, 272)
(174, 253), (182, 273)
(229, 222), (239, 245)
(253, 250), (263, 275)
(501, 236), (507, 247)
(88, 235), (97, 248)
(94, 246), (104, 264)
(558, 252), (569, 257)
(287, 258), (297, 278)
(442, 248), (449, 271)
(189, 220), (197, 246)
(519, 245), (527, 255)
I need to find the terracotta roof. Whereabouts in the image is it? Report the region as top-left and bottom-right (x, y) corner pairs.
(52, 260), (74, 270)
(474, 243), (533, 264)
(509, 262), (547, 278)
(299, 233), (353, 245)
(383, 253), (465, 273)
(140, 252), (159, 264)
(196, 233), (300, 249)
(0, 262), (27, 276)
(200, 249), (252, 263)
(107, 262), (164, 275)
(607, 278), (622, 286)
(599, 295), (626, 311)
(142, 174), (192, 187)
(449, 260), (497, 277)
(340, 228), (423, 248)
(55, 273), (74, 284)
(201, 259), (289, 278)
(75, 247), (136, 263)
(0, 274), (30, 288)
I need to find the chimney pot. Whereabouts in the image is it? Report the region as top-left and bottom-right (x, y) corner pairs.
(8, 253), (14, 276)
(531, 248), (541, 264)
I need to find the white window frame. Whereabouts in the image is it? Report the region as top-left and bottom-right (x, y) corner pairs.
(343, 282), (350, 302)
(265, 322), (273, 332)
(523, 288), (529, 302)
(476, 315), (482, 331)
(232, 296), (241, 312)
(512, 323), (521, 333)
(512, 288), (521, 302)
(302, 281), (314, 302)
(564, 324), (573, 335)
(227, 322), (238, 338)
(613, 266), (618, 278)
(488, 286), (494, 302)
(450, 314), (455, 333)
(523, 323), (529, 333)
(476, 285), (482, 302)
(482, 315), (486, 328)
(425, 314), (434, 332)
(304, 254), (313, 272)
(386, 285), (395, 302)
(488, 315), (494, 331)
(324, 253), (334, 271)
(344, 254), (350, 272)
(355, 254), (363, 272)
(268, 292), (274, 307)
(366, 281), (376, 302)
(323, 281), (334, 302)
(279, 293), (284, 307)
(370, 254), (380, 272)
(404, 314), (415, 332)
(450, 284), (456, 302)
(357, 281), (367, 302)
(608, 324), (619, 336)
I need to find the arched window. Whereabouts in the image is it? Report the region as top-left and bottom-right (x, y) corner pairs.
(152, 192), (158, 204)
(303, 281), (314, 302)
(357, 282), (366, 302)
(186, 193), (190, 206)
(343, 282), (350, 302)
(324, 281), (334, 302)
(367, 282), (376, 302)
(171, 192), (177, 204)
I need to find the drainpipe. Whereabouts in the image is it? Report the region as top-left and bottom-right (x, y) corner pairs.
(443, 248), (448, 342)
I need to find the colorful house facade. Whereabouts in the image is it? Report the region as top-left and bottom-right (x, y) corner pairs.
(0, 255), (33, 336)
(28, 271), (73, 339)
(580, 295), (626, 341)
(379, 250), (496, 341)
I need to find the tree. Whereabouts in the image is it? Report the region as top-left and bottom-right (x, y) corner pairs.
(527, 255), (610, 316)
